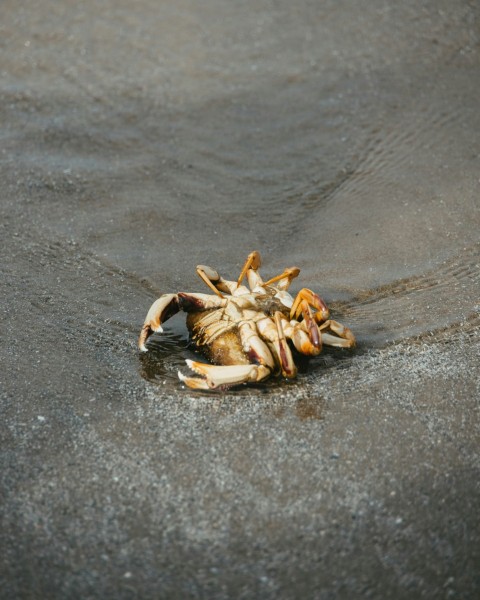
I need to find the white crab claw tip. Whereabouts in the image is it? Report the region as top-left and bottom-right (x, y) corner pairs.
(153, 325), (163, 333)
(185, 359), (194, 369)
(139, 344), (148, 352)
(178, 370), (187, 382)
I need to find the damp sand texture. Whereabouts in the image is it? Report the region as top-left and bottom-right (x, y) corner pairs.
(1, 1), (480, 599)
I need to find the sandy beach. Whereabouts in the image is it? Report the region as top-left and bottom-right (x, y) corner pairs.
(1, 1), (479, 597)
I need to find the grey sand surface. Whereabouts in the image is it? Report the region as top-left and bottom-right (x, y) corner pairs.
(1, 1), (479, 598)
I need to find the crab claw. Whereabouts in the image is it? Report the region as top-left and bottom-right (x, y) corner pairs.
(138, 293), (179, 352)
(178, 359), (270, 390)
(139, 292), (226, 352)
(178, 369), (211, 390)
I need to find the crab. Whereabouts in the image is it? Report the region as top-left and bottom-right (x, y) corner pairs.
(138, 251), (355, 390)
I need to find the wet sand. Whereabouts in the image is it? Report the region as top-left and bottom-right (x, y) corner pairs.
(1, 0), (479, 598)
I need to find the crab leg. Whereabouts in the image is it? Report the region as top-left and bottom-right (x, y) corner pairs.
(318, 320), (356, 348)
(256, 316), (297, 378)
(237, 250), (264, 291)
(138, 292), (226, 352)
(196, 265), (225, 298)
(273, 312), (298, 377)
(197, 264), (250, 296)
(264, 266), (300, 291)
(283, 318), (322, 356)
(290, 288), (330, 322)
(238, 321), (276, 370)
(179, 360), (271, 390)
(299, 300), (322, 350)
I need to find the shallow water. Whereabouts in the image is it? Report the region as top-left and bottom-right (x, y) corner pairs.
(1, 0), (479, 597)
(3, 1), (478, 395)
